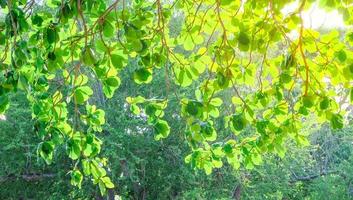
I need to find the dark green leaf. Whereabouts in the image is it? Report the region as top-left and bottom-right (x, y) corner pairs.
(133, 68), (152, 84)
(330, 113), (343, 129)
(320, 97), (330, 110)
(232, 114), (247, 131)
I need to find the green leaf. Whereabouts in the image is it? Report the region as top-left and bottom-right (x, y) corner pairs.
(204, 161), (213, 175)
(238, 31), (250, 51)
(154, 120), (170, 140)
(133, 68), (152, 84)
(302, 95), (315, 108)
(231, 114), (247, 132)
(101, 176), (114, 188)
(103, 84), (117, 98)
(75, 86), (93, 104)
(82, 160), (91, 175)
(126, 96), (145, 104)
(105, 77), (121, 87)
(330, 113), (343, 129)
(298, 106), (309, 116)
(280, 72), (292, 84)
(210, 98), (223, 107)
(102, 70), (120, 98)
(320, 97), (330, 110)
(71, 170), (83, 188)
(145, 104), (157, 116)
(91, 161), (105, 180)
(31, 14), (43, 26)
(0, 30), (6, 45)
(200, 122), (216, 141)
(251, 153), (262, 165)
(81, 47), (97, 66)
(0, 95), (9, 113)
(220, 0), (232, 6)
(45, 26), (58, 44)
(128, 40), (144, 52)
(102, 20), (115, 38)
(335, 50), (347, 62)
(99, 180), (107, 196)
(295, 134), (310, 146)
(216, 72), (228, 88)
(68, 139), (81, 160)
(40, 141), (54, 164)
(183, 35), (195, 51)
(186, 101), (202, 117)
(175, 67), (193, 87)
(110, 54), (124, 69)
(223, 143), (233, 154)
(130, 104), (140, 115)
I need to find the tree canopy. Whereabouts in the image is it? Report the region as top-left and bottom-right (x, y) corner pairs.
(0, 0), (353, 196)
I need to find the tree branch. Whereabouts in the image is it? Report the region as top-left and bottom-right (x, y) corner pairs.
(0, 173), (56, 183)
(289, 170), (338, 183)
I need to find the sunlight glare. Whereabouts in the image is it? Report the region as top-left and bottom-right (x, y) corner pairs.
(282, 2), (345, 30)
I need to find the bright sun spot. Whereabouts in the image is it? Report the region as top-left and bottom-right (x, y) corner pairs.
(282, 2), (345, 30)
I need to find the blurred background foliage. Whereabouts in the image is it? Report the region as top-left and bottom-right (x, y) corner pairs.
(1, 67), (353, 200)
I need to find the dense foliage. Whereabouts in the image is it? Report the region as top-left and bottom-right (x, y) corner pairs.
(1, 0), (353, 197)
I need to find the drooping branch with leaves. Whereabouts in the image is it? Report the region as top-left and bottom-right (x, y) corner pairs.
(0, 0), (352, 195)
